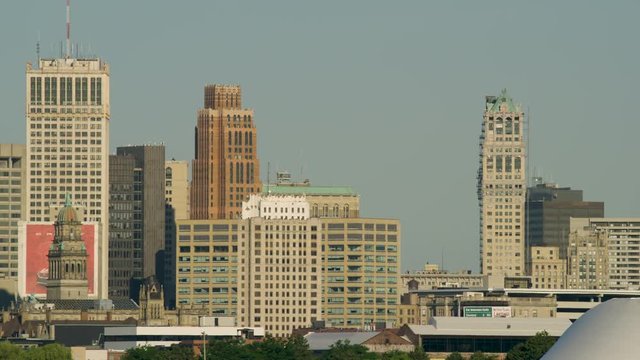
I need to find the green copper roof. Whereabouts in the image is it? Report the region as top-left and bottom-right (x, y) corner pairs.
(487, 88), (520, 113)
(263, 184), (358, 196)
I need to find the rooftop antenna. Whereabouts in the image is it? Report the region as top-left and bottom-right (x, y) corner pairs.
(66, 0), (71, 58)
(267, 162), (271, 194)
(36, 32), (41, 63)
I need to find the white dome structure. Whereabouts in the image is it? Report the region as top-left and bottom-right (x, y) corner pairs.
(542, 298), (640, 359)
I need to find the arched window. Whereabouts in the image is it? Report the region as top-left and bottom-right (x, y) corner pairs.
(165, 167), (172, 180)
(229, 162), (234, 183)
(312, 204), (318, 217)
(343, 205), (349, 218)
(505, 118), (513, 135)
(65, 263), (69, 273)
(333, 204), (340, 218)
(323, 205), (329, 217)
(496, 118), (503, 135)
(245, 132), (249, 145)
(228, 132), (232, 146)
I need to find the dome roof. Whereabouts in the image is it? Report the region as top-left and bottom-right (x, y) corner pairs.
(56, 194), (79, 223)
(542, 298), (640, 359)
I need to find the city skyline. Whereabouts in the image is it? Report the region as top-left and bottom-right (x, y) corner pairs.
(2, 1), (640, 272)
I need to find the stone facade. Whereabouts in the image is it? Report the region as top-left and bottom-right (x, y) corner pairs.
(26, 58), (110, 299)
(46, 198), (89, 300)
(191, 85), (261, 220)
(530, 246), (566, 289)
(478, 90), (526, 277)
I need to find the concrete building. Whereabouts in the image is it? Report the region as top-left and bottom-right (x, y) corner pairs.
(530, 246), (566, 289)
(108, 154), (136, 299)
(569, 217), (640, 290)
(108, 145), (165, 300)
(175, 193), (401, 336)
(25, 58), (110, 299)
(0, 144), (25, 282)
(477, 89), (526, 277)
(526, 180), (604, 260)
(265, 173), (360, 218)
(165, 160), (190, 220)
(402, 265), (486, 291)
(164, 160), (190, 308)
(191, 85), (261, 220)
(400, 317), (570, 358)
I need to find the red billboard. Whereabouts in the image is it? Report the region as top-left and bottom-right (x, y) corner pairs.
(20, 223), (97, 297)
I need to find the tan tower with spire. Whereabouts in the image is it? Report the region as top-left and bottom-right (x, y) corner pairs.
(46, 195), (89, 300)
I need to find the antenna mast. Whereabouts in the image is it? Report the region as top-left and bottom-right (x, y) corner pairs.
(66, 0), (71, 58)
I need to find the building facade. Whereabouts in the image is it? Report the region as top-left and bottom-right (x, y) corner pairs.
(191, 85), (261, 220)
(108, 155), (136, 298)
(108, 146), (165, 300)
(567, 220), (609, 290)
(26, 58), (110, 299)
(0, 144), (25, 281)
(175, 192), (400, 336)
(164, 160), (190, 308)
(569, 218), (640, 290)
(477, 89), (526, 277)
(530, 246), (566, 289)
(526, 180), (604, 260)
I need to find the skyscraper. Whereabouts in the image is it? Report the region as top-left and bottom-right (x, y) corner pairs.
(477, 89), (526, 277)
(108, 145), (165, 299)
(25, 57), (110, 299)
(164, 160), (190, 307)
(191, 85), (261, 220)
(525, 180), (604, 259)
(0, 144), (25, 282)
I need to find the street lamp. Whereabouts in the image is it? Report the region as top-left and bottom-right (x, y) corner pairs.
(201, 331), (207, 359)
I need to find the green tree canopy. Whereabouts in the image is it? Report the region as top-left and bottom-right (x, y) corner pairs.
(322, 340), (378, 360)
(445, 352), (464, 360)
(506, 331), (556, 360)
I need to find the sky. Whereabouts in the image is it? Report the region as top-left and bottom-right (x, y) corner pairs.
(2, 1), (640, 273)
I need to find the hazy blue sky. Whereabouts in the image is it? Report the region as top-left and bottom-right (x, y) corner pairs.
(2, 1), (640, 272)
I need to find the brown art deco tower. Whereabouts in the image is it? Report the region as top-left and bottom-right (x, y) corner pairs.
(191, 85), (261, 219)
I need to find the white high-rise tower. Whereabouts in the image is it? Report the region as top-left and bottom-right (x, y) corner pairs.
(25, 57), (110, 299)
(478, 89), (526, 277)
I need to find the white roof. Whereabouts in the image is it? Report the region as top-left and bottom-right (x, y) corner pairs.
(407, 317), (571, 337)
(543, 298), (640, 359)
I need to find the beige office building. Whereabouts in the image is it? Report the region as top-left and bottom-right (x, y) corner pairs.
(25, 58), (110, 299)
(569, 218), (640, 290)
(477, 89), (526, 277)
(567, 220), (609, 290)
(530, 246), (566, 289)
(175, 193), (400, 336)
(165, 160), (190, 220)
(0, 144), (26, 280)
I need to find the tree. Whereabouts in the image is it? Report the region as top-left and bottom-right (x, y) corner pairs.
(121, 346), (163, 360)
(506, 331), (556, 360)
(206, 339), (254, 360)
(469, 352), (497, 360)
(379, 350), (411, 360)
(322, 340), (377, 360)
(0, 342), (24, 360)
(445, 352), (464, 360)
(24, 343), (73, 360)
(407, 347), (430, 360)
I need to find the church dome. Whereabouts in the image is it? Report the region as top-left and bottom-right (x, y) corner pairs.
(57, 195), (79, 223)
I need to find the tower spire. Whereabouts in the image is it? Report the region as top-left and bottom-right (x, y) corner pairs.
(66, 0), (71, 58)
